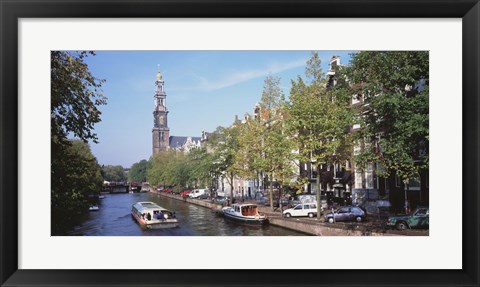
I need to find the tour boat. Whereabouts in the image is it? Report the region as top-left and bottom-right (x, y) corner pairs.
(131, 202), (179, 229)
(222, 203), (268, 225)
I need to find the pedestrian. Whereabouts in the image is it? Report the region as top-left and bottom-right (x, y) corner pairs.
(404, 199), (410, 214)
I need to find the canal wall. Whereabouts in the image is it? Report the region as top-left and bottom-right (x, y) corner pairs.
(150, 190), (396, 236)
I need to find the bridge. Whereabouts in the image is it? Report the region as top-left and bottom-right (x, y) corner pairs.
(102, 182), (128, 193)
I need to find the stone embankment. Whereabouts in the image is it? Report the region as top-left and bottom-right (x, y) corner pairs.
(151, 190), (426, 236)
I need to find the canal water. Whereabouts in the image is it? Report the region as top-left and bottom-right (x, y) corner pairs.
(67, 193), (307, 236)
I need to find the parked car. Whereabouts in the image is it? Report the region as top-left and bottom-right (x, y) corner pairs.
(180, 190), (192, 197)
(289, 194), (328, 210)
(283, 203), (318, 218)
(189, 189), (207, 199)
(386, 207), (429, 230)
(324, 206), (367, 223)
(216, 190), (226, 197)
(262, 197), (289, 207)
(213, 196), (227, 204)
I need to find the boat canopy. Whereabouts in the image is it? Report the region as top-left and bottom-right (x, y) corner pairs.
(133, 202), (171, 213)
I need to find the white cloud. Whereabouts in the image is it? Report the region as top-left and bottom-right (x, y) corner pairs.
(170, 58), (306, 92)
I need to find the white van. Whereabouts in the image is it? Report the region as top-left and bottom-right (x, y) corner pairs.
(283, 203), (318, 218)
(188, 189), (207, 199)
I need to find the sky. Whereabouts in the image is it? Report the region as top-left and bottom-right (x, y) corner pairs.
(83, 51), (354, 168)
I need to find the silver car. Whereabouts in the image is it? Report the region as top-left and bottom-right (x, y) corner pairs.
(324, 206), (366, 223)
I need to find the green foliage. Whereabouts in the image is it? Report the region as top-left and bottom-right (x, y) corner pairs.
(342, 51), (429, 183)
(102, 165), (126, 182)
(51, 140), (103, 234)
(215, 125), (241, 199)
(51, 51), (106, 147)
(186, 147), (216, 188)
(148, 150), (183, 187)
(235, 116), (265, 180)
(51, 51), (106, 235)
(287, 51), (354, 217)
(287, 52), (353, 167)
(260, 74), (285, 111)
(128, 159), (150, 183)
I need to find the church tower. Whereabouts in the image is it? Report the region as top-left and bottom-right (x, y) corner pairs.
(152, 66), (170, 155)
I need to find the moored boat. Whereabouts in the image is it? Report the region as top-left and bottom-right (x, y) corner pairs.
(222, 203), (268, 225)
(131, 202), (179, 229)
(89, 205), (99, 211)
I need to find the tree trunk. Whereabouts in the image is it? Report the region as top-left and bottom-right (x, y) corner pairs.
(229, 173), (234, 206)
(269, 172), (274, 211)
(316, 163), (322, 219)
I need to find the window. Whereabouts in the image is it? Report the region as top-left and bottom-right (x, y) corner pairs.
(294, 205), (303, 210)
(415, 208), (428, 216)
(355, 171), (362, 189)
(365, 163), (374, 189)
(352, 94), (361, 104)
(408, 178), (421, 190)
(396, 175), (421, 190)
(395, 175), (402, 187)
(354, 144), (361, 156)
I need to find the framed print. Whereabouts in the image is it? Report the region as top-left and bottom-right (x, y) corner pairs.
(1, 0), (479, 286)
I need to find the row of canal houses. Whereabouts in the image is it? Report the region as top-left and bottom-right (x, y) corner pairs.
(199, 56), (429, 213)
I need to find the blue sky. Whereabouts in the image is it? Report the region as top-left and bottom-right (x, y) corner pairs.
(84, 51), (354, 168)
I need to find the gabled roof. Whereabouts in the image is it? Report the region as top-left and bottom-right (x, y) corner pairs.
(169, 136), (201, 149)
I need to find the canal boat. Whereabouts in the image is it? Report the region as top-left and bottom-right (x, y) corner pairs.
(89, 205), (99, 211)
(131, 202), (179, 229)
(222, 203), (268, 225)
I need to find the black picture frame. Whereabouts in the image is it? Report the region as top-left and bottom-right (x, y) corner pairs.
(1, 1), (479, 286)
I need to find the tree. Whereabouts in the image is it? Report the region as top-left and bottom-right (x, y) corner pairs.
(287, 51), (353, 218)
(51, 51), (106, 234)
(342, 51), (429, 209)
(51, 51), (106, 148)
(148, 150), (181, 188)
(102, 165), (126, 182)
(235, 115), (265, 190)
(187, 147), (216, 190)
(218, 125), (242, 203)
(256, 75), (295, 211)
(51, 140), (103, 234)
(260, 74), (285, 111)
(128, 160), (150, 183)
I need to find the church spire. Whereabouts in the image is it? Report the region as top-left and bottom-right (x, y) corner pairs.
(152, 66), (170, 155)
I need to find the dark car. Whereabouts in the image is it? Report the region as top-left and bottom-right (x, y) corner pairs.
(262, 197), (288, 207)
(386, 207), (429, 230)
(324, 206), (367, 223)
(213, 196), (227, 204)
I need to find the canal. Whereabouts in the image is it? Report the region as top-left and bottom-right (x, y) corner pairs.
(67, 193), (307, 236)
